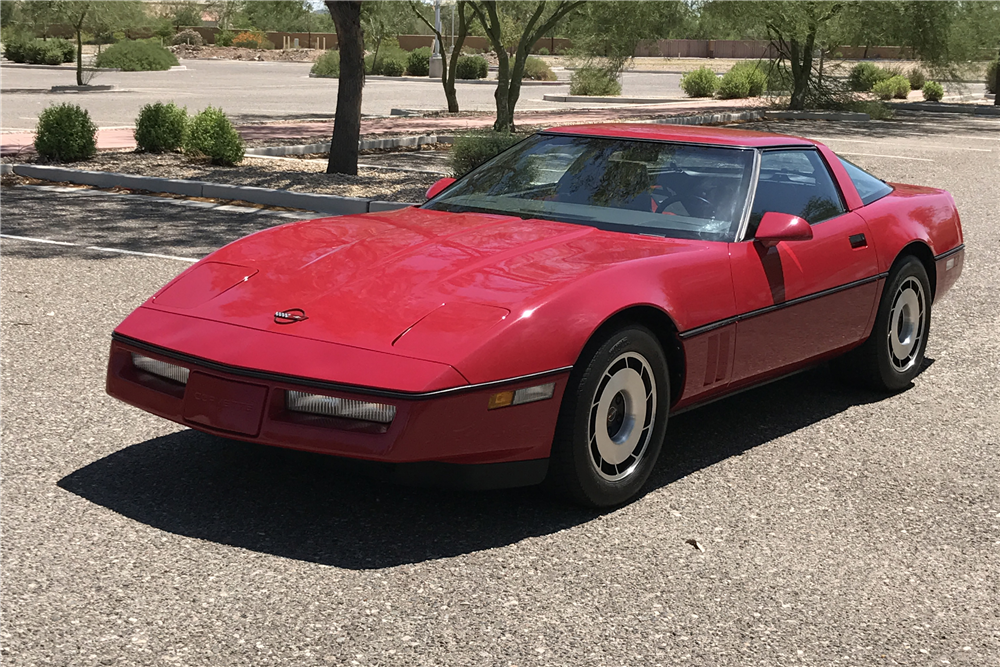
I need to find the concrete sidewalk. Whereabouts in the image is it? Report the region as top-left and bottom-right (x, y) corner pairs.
(1, 99), (759, 157)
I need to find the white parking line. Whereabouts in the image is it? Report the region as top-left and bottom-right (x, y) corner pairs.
(836, 152), (934, 162)
(1, 234), (199, 263)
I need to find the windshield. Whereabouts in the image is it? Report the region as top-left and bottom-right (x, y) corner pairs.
(424, 134), (756, 242)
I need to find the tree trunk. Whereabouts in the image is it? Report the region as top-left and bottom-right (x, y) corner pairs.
(788, 31), (816, 111)
(995, 47), (999, 106)
(325, 1), (364, 175)
(76, 29), (84, 86)
(370, 37), (381, 75)
(442, 2), (469, 113)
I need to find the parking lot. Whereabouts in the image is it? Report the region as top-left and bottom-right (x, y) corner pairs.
(0, 59), (686, 129)
(1, 113), (998, 666)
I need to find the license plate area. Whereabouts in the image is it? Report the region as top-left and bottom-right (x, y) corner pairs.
(183, 372), (267, 436)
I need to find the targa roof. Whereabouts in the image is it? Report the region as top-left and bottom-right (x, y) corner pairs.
(544, 123), (818, 148)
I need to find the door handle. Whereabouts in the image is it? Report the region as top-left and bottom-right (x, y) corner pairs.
(849, 233), (867, 249)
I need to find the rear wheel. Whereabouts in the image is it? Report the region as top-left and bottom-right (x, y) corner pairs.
(548, 325), (669, 508)
(833, 256), (931, 391)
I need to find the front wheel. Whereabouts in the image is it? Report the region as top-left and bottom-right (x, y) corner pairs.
(547, 325), (669, 508)
(833, 256), (931, 391)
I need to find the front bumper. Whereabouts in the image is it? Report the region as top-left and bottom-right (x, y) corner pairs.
(106, 336), (568, 488)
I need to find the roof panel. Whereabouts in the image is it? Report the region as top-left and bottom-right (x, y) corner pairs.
(543, 123), (818, 148)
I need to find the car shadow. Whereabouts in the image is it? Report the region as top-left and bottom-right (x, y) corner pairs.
(58, 365), (910, 570)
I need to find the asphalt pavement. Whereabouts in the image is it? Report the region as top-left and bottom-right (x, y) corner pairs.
(0, 59), (685, 130)
(1, 113), (998, 666)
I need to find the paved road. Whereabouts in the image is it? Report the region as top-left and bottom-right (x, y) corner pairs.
(2, 113), (998, 666)
(0, 59), (684, 129)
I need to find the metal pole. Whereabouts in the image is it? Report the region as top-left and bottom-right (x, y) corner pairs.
(433, 0), (441, 55)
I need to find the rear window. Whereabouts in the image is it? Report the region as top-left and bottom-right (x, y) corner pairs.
(839, 157), (893, 205)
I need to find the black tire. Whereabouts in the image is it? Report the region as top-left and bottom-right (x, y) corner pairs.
(547, 325), (669, 508)
(833, 256), (932, 392)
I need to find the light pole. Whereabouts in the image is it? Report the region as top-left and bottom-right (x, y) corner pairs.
(429, 0), (443, 77)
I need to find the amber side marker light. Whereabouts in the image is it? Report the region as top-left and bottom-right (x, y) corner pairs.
(488, 382), (556, 410)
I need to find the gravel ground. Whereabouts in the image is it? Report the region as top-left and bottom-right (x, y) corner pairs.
(1, 113), (998, 666)
(5, 150), (439, 202)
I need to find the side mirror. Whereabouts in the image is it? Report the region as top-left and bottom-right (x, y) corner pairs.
(754, 212), (813, 248)
(426, 177), (456, 200)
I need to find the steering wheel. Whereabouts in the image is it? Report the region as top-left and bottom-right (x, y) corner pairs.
(655, 193), (713, 216)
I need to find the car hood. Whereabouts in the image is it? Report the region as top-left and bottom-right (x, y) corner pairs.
(144, 207), (685, 362)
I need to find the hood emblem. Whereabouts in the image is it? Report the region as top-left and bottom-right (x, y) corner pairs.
(274, 308), (308, 325)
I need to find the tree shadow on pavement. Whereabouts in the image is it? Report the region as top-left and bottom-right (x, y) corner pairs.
(58, 366), (902, 570)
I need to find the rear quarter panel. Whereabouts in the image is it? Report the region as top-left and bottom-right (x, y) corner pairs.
(856, 184), (963, 294)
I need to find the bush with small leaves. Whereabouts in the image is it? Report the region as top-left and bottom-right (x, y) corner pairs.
(172, 29), (203, 46)
(94, 40), (178, 71)
(570, 66), (621, 96)
(537, 47), (549, 56)
(886, 75), (911, 99)
(406, 47), (431, 76)
(871, 79), (896, 100)
(311, 49), (340, 77)
(848, 62), (891, 92)
(718, 62), (767, 99)
(5, 37), (75, 64)
(524, 56), (555, 81)
(456, 54), (488, 80)
(680, 66), (718, 97)
(379, 56), (405, 77)
(215, 30), (235, 47)
(232, 31), (272, 49)
(907, 68), (925, 90)
(987, 59), (997, 95)
(922, 81), (944, 102)
(34, 103), (97, 162)
(134, 102), (188, 153)
(184, 107), (244, 166)
(451, 130), (524, 177)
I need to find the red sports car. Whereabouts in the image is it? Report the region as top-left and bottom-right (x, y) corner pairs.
(106, 124), (964, 507)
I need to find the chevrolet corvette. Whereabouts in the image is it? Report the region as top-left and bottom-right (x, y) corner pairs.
(106, 124), (964, 507)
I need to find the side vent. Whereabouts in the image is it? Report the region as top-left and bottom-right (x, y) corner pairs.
(702, 329), (732, 387)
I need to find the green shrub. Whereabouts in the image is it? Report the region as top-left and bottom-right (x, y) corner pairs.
(847, 62), (891, 92)
(456, 54), (488, 80)
(378, 56), (405, 77)
(94, 40), (178, 71)
(888, 75), (911, 99)
(311, 49), (340, 77)
(987, 59), (997, 95)
(523, 55), (555, 81)
(570, 65), (621, 96)
(871, 79), (896, 100)
(172, 29), (203, 46)
(134, 102), (188, 153)
(232, 31), (272, 49)
(922, 81), (944, 102)
(4, 36), (75, 64)
(907, 67), (925, 90)
(215, 30), (235, 47)
(537, 47), (549, 56)
(184, 107), (244, 166)
(34, 103), (97, 162)
(406, 46), (431, 76)
(845, 99), (894, 120)
(718, 62), (767, 99)
(451, 130), (524, 176)
(680, 66), (718, 97)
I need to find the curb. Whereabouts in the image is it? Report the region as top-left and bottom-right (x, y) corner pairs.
(646, 110), (767, 125)
(309, 73), (565, 86)
(889, 101), (1000, 116)
(50, 84), (118, 93)
(9, 164), (417, 214)
(543, 94), (684, 104)
(1, 164), (13, 175)
(246, 134), (455, 157)
(764, 110), (870, 121)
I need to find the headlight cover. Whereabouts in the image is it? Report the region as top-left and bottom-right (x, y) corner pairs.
(286, 390), (396, 424)
(131, 353), (190, 385)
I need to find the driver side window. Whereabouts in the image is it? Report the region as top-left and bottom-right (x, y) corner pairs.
(747, 149), (845, 237)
